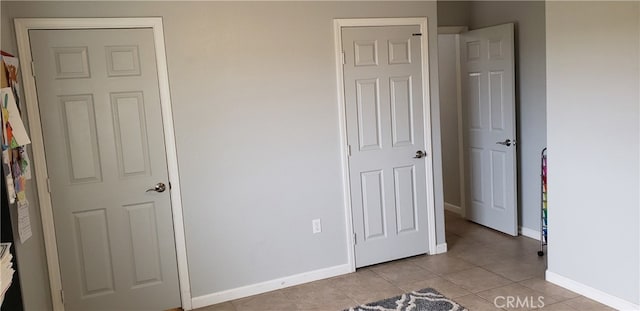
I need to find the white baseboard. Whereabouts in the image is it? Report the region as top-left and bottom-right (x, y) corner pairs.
(434, 243), (448, 254)
(519, 226), (541, 241)
(546, 271), (640, 311)
(191, 263), (352, 309)
(444, 202), (462, 214)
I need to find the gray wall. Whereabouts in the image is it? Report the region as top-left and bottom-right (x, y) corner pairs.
(437, 1), (546, 234)
(1, 1), (445, 305)
(437, 1), (470, 27)
(546, 1), (639, 305)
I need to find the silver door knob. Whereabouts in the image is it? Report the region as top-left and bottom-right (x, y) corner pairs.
(496, 139), (516, 147)
(146, 183), (166, 193)
(414, 150), (426, 159)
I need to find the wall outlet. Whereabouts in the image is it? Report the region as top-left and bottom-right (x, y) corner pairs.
(312, 219), (322, 234)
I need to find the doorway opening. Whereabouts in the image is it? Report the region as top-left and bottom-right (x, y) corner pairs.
(437, 24), (520, 238)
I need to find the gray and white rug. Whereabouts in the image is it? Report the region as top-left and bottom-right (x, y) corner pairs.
(344, 288), (468, 311)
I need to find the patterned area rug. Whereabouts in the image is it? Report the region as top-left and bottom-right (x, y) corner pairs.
(344, 288), (468, 311)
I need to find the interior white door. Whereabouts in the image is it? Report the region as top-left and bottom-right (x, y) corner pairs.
(30, 29), (181, 310)
(460, 23), (518, 236)
(342, 25), (431, 268)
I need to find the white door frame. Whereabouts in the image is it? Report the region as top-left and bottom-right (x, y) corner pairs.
(333, 17), (437, 270)
(14, 18), (192, 311)
(437, 26), (468, 217)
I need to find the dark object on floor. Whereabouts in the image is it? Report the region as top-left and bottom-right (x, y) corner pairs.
(344, 288), (467, 311)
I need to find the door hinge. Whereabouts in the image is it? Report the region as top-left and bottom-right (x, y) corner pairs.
(341, 51), (346, 65)
(30, 61), (36, 77)
(347, 145), (351, 157)
(60, 289), (64, 305)
(46, 178), (51, 193)
(353, 233), (357, 245)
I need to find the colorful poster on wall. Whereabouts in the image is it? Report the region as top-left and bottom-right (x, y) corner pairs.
(1, 88), (30, 148)
(1, 51), (33, 242)
(1, 88), (30, 204)
(1, 56), (21, 107)
(1, 54), (32, 186)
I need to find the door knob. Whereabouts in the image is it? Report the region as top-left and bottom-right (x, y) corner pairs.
(414, 150), (426, 159)
(496, 139), (516, 147)
(146, 183), (166, 193)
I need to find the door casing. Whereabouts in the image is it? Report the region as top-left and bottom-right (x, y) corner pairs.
(14, 18), (192, 311)
(333, 18), (437, 270)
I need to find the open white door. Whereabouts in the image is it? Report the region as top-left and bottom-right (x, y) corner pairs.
(460, 23), (517, 236)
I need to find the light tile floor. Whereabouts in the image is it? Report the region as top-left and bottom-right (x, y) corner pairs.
(196, 211), (613, 311)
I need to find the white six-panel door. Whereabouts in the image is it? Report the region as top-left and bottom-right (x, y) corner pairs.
(342, 25), (431, 267)
(460, 24), (518, 236)
(30, 28), (181, 310)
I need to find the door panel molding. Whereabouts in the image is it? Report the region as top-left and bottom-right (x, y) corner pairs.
(333, 18), (437, 271)
(14, 18), (192, 311)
